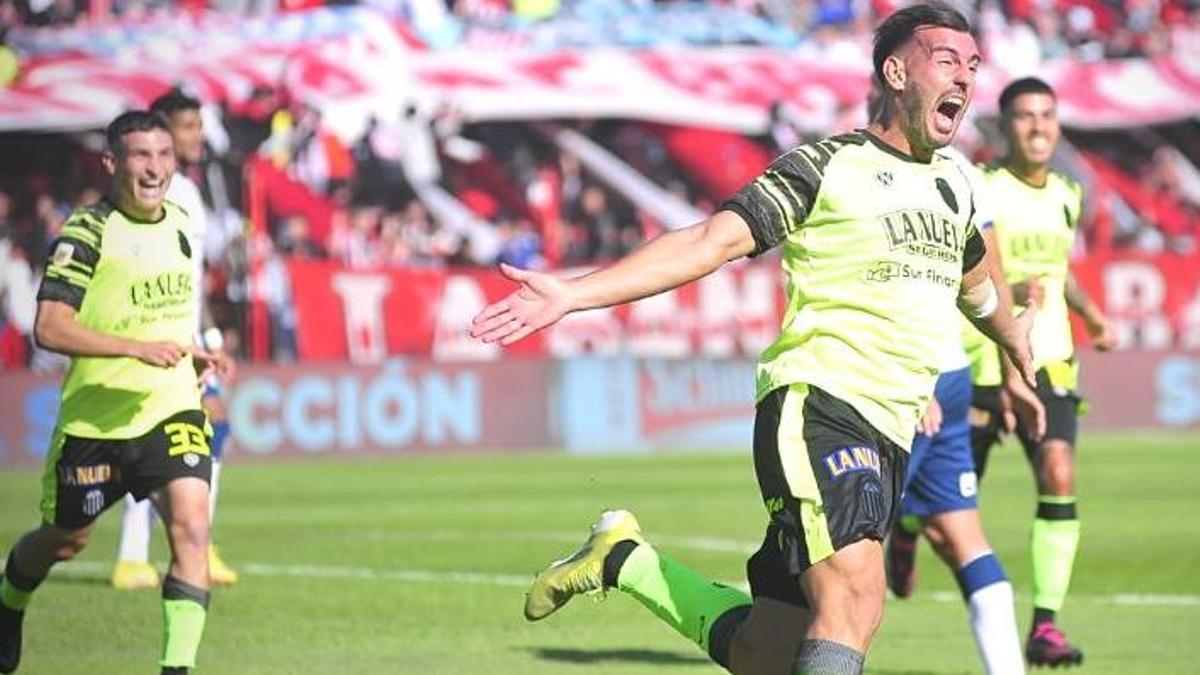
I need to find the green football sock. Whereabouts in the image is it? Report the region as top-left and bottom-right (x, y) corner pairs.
(0, 578), (32, 612)
(616, 544), (751, 654)
(1031, 496), (1080, 613)
(1, 551), (46, 611)
(161, 576), (210, 669)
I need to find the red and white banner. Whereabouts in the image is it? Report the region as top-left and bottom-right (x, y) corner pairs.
(287, 259), (784, 363)
(4, 8), (1200, 135)
(289, 254), (1199, 362)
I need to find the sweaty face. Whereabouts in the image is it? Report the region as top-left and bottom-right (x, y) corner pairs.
(108, 129), (176, 218)
(895, 27), (980, 154)
(1003, 92), (1059, 167)
(167, 109), (205, 165)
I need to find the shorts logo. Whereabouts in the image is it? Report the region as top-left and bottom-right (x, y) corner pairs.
(823, 446), (881, 479)
(59, 463), (115, 486)
(82, 489), (105, 517)
(875, 170), (894, 187)
(959, 472), (978, 498)
(860, 481), (884, 521)
(183, 453), (200, 468)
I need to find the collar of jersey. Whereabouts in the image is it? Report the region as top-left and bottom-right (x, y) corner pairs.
(859, 129), (935, 165)
(105, 196), (169, 225)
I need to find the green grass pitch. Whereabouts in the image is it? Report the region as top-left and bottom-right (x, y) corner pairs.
(1, 431), (1197, 673)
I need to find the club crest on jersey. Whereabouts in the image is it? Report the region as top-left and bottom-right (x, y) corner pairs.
(935, 177), (959, 213)
(52, 241), (75, 266)
(822, 446), (881, 479)
(875, 170), (894, 187)
(178, 230), (192, 258)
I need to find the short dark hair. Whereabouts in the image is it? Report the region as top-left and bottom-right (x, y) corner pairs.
(872, 2), (971, 85)
(998, 77), (1055, 114)
(149, 88), (202, 118)
(105, 110), (170, 152)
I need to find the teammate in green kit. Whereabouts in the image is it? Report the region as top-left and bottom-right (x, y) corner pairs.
(963, 77), (1116, 668)
(471, 4), (1044, 673)
(0, 111), (228, 675)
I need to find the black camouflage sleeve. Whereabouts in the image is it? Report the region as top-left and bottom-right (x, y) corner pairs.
(720, 141), (836, 257)
(37, 212), (103, 310)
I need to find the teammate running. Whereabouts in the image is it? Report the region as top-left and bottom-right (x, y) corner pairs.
(0, 111), (226, 675)
(965, 77), (1116, 668)
(112, 89), (238, 591)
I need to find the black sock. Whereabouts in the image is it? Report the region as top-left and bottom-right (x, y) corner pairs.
(1033, 607), (1056, 626)
(602, 539), (640, 588)
(707, 604), (751, 671)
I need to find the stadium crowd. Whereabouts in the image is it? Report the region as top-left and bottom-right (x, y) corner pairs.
(1, 0), (1199, 368)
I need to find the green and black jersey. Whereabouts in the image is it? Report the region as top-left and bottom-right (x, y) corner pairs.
(963, 166), (1083, 387)
(723, 131), (987, 450)
(37, 199), (201, 439)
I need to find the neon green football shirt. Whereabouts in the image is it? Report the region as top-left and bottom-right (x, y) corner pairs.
(963, 166), (1083, 387)
(37, 198), (202, 439)
(723, 131), (987, 450)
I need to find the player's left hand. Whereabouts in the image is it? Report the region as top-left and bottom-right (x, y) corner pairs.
(190, 347), (231, 385)
(1086, 314), (1118, 352)
(918, 396), (943, 437)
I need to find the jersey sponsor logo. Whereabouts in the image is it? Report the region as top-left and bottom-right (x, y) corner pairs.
(879, 210), (961, 263)
(177, 229), (192, 259)
(82, 488), (105, 517)
(1005, 232), (1072, 264)
(935, 177), (959, 213)
(822, 445), (881, 479)
(129, 272), (192, 310)
(52, 241), (75, 266)
(863, 261), (958, 289)
(58, 463), (116, 487)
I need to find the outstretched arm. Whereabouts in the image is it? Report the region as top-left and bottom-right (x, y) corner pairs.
(471, 210), (757, 345)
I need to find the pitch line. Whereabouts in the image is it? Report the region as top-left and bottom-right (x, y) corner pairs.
(54, 561), (1199, 607)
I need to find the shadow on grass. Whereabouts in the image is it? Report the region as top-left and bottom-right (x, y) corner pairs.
(528, 647), (710, 666)
(46, 574), (108, 588)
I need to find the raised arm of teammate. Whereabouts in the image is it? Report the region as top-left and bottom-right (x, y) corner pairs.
(471, 210), (756, 345)
(35, 299), (211, 368)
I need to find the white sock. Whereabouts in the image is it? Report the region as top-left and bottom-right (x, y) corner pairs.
(968, 581), (1025, 675)
(116, 494), (153, 564)
(209, 461), (221, 527)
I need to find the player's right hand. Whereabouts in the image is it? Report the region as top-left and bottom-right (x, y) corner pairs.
(471, 264), (574, 346)
(130, 340), (188, 367)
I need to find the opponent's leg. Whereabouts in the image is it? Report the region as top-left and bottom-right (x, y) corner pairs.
(203, 391), (237, 587)
(113, 495), (160, 590)
(923, 511), (1023, 675)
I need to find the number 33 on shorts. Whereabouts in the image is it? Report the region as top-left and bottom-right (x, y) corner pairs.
(164, 421), (210, 467)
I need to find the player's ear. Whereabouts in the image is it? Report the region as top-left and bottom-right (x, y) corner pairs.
(883, 55), (906, 92)
(100, 151), (117, 176)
